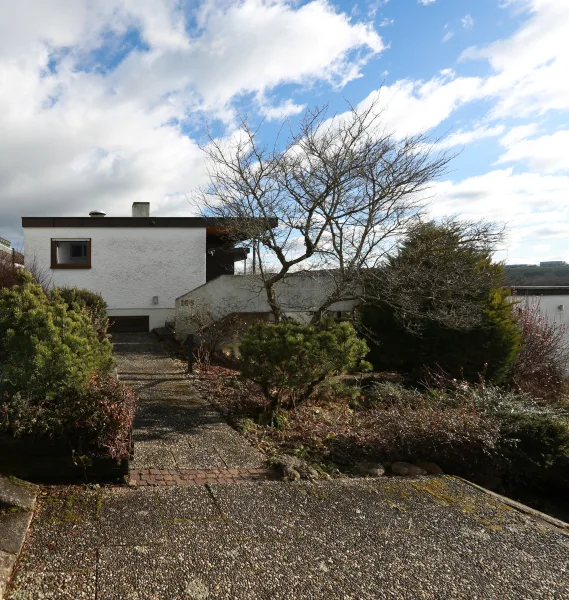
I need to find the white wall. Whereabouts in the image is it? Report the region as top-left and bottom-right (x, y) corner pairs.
(509, 294), (569, 362)
(24, 227), (206, 326)
(175, 273), (358, 341)
(531, 295), (569, 328)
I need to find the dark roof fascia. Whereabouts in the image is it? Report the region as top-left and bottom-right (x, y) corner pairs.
(21, 217), (278, 229)
(509, 286), (569, 296)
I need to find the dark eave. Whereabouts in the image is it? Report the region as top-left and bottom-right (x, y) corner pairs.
(510, 286), (569, 296)
(21, 217), (278, 236)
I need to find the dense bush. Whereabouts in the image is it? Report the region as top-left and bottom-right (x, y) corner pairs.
(0, 275), (130, 459)
(509, 296), (569, 399)
(55, 286), (109, 336)
(1, 373), (135, 459)
(361, 405), (502, 474)
(359, 220), (520, 383)
(359, 287), (520, 384)
(0, 274), (114, 400)
(499, 413), (569, 492)
(239, 319), (369, 420)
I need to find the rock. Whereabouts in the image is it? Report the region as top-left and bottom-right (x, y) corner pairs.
(276, 455), (319, 481)
(354, 462), (385, 477)
(282, 465), (301, 482)
(391, 462), (427, 477)
(415, 461), (444, 475)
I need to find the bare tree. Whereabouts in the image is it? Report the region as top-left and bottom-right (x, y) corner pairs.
(198, 99), (453, 322)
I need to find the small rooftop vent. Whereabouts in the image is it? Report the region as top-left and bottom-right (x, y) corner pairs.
(89, 210), (106, 218)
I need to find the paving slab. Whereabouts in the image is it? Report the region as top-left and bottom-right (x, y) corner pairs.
(0, 477), (38, 511)
(113, 332), (266, 472)
(97, 488), (168, 545)
(7, 477), (569, 599)
(0, 476), (38, 598)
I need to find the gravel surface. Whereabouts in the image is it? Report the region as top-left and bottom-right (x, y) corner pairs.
(113, 333), (266, 470)
(7, 477), (569, 599)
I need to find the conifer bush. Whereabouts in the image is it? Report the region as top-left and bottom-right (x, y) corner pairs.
(0, 274), (133, 459)
(0, 274), (113, 399)
(239, 319), (369, 421)
(55, 286), (109, 336)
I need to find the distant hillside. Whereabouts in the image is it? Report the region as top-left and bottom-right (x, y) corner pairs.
(505, 266), (569, 287)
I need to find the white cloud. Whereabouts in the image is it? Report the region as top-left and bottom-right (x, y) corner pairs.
(462, 0), (569, 119)
(258, 98), (306, 121)
(379, 17), (394, 27)
(499, 123), (540, 147)
(442, 30), (454, 43)
(430, 169), (569, 262)
(497, 130), (569, 173)
(437, 124), (505, 149)
(0, 0), (383, 242)
(461, 14), (474, 29)
(358, 71), (483, 138)
(418, 0), (436, 5)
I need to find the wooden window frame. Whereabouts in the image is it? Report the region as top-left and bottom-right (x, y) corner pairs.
(51, 239), (91, 269)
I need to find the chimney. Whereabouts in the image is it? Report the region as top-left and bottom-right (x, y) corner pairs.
(132, 202), (150, 217)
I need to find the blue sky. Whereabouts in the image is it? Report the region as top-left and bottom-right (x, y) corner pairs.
(0, 0), (567, 264)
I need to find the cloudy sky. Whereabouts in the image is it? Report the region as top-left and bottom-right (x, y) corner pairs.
(0, 0), (567, 264)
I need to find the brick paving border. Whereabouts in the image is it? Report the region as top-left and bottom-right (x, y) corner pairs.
(129, 468), (276, 486)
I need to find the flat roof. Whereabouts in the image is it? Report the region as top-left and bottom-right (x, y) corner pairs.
(21, 217), (277, 234)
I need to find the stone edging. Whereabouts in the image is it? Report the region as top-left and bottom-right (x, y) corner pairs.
(0, 476), (39, 599)
(455, 476), (569, 536)
(129, 468), (275, 486)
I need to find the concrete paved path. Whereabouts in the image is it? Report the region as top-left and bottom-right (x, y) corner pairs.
(114, 333), (266, 472)
(7, 478), (569, 599)
(6, 333), (569, 599)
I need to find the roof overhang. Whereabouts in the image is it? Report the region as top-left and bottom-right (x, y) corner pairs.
(21, 217), (278, 236)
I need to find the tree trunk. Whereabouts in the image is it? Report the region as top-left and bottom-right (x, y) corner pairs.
(266, 282), (283, 323)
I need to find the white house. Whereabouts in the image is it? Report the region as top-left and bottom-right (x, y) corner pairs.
(22, 203), (253, 331)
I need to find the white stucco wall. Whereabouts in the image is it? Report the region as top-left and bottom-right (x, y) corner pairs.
(509, 293), (569, 358)
(24, 227), (206, 327)
(530, 295), (569, 328)
(174, 273), (358, 341)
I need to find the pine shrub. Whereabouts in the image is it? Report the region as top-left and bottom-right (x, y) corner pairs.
(0, 273), (114, 411)
(239, 319), (369, 420)
(55, 286), (109, 336)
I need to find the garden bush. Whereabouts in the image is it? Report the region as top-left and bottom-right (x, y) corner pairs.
(0, 275), (128, 461)
(55, 286), (109, 336)
(2, 373), (135, 460)
(239, 319), (369, 421)
(358, 287), (520, 384)
(358, 220), (520, 383)
(509, 296), (569, 400)
(0, 274), (114, 401)
(359, 405), (502, 474)
(499, 413), (569, 492)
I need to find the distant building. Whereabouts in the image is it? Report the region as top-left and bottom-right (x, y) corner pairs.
(540, 261), (567, 267)
(505, 264), (535, 268)
(0, 237), (10, 255)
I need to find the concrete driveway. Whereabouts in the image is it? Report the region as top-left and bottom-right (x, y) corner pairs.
(6, 477), (569, 599)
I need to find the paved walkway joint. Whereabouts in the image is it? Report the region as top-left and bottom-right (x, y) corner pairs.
(130, 467), (275, 486)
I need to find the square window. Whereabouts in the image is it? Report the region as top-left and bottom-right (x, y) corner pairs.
(51, 239), (91, 269)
